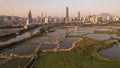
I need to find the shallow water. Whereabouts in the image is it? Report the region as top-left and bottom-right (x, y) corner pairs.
(31, 37), (57, 43)
(99, 44), (120, 58)
(40, 43), (57, 50)
(0, 58), (30, 68)
(0, 27), (40, 46)
(86, 34), (110, 41)
(59, 38), (80, 49)
(0, 42), (39, 55)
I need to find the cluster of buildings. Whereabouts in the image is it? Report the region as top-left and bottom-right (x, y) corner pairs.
(65, 7), (120, 24)
(0, 7), (120, 28)
(80, 15), (120, 24)
(0, 15), (26, 27)
(25, 10), (64, 27)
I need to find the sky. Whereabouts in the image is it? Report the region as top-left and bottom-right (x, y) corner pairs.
(0, 0), (120, 17)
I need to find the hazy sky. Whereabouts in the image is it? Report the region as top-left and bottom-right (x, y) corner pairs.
(0, 0), (120, 17)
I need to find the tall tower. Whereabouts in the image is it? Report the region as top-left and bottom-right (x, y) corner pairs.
(28, 10), (32, 23)
(76, 12), (80, 19)
(41, 12), (43, 18)
(66, 7), (69, 21)
(40, 12), (43, 24)
(75, 12), (80, 22)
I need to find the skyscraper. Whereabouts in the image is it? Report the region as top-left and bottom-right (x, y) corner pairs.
(28, 10), (32, 23)
(75, 11), (80, 23)
(41, 12), (43, 24)
(75, 12), (80, 20)
(66, 7), (69, 21)
(41, 12), (43, 18)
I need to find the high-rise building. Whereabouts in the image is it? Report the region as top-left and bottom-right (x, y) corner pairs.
(41, 12), (43, 18)
(75, 12), (80, 19)
(45, 17), (49, 23)
(66, 7), (69, 21)
(41, 12), (43, 24)
(75, 11), (80, 22)
(28, 10), (32, 23)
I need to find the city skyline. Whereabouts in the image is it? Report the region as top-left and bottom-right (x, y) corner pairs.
(0, 0), (120, 17)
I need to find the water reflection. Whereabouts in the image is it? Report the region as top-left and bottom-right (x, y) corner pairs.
(0, 27), (40, 46)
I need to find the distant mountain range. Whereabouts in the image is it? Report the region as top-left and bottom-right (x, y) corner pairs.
(98, 13), (113, 17)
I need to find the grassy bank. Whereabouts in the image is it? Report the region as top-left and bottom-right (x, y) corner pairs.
(35, 37), (120, 68)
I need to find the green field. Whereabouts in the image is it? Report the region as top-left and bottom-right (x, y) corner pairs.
(35, 37), (120, 68)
